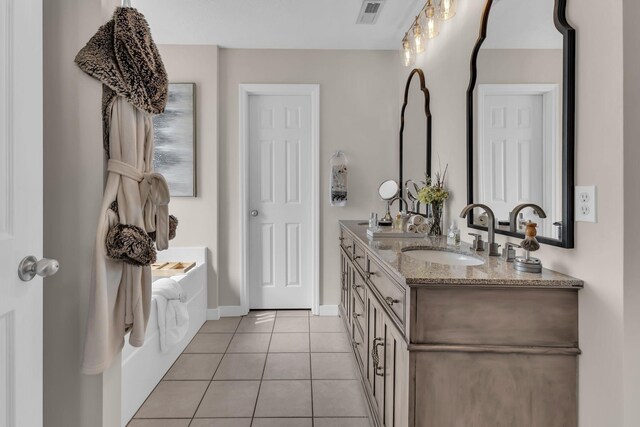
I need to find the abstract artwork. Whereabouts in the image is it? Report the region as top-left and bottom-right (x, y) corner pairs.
(153, 83), (196, 197)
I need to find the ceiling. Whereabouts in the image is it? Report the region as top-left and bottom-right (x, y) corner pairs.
(133, 0), (424, 50)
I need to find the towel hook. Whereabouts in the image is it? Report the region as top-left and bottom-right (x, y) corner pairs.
(121, 0), (132, 7)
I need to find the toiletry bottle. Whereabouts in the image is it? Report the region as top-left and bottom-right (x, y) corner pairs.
(447, 221), (460, 246)
(369, 212), (377, 228)
(393, 213), (402, 230)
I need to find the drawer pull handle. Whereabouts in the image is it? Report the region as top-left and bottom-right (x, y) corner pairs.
(353, 312), (360, 318)
(372, 337), (384, 376)
(345, 245), (352, 250)
(353, 341), (360, 347)
(354, 255), (363, 260)
(352, 284), (362, 290)
(339, 237), (345, 241)
(365, 270), (374, 279)
(385, 296), (400, 306)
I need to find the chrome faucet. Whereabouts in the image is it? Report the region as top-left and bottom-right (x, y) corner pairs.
(509, 203), (547, 232)
(460, 203), (501, 256)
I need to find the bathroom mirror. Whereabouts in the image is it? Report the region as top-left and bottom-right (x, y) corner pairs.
(378, 180), (400, 201)
(400, 68), (432, 212)
(466, 0), (575, 248)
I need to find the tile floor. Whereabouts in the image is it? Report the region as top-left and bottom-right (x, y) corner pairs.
(129, 310), (371, 427)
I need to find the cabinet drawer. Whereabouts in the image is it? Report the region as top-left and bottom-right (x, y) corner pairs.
(351, 269), (366, 304)
(353, 241), (367, 272)
(352, 292), (366, 335)
(367, 258), (406, 326)
(352, 319), (367, 372)
(339, 229), (354, 259)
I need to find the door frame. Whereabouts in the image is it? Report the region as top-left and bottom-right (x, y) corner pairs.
(239, 84), (320, 315)
(477, 83), (559, 232)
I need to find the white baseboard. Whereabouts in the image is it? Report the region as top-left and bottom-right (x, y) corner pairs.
(210, 304), (338, 317)
(219, 305), (248, 317)
(318, 305), (339, 316)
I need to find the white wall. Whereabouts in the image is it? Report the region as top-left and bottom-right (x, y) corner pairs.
(409, 0), (625, 425)
(623, 0), (640, 425)
(156, 44), (220, 309)
(43, 0), (116, 426)
(218, 49), (401, 308)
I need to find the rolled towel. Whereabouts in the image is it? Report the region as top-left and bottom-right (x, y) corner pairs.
(153, 278), (189, 352)
(406, 224), (418, 233)
(417, 223), (429, 234)
(410, 215), (424, 225)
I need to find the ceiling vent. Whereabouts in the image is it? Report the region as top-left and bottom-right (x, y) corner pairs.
(356, 0), (386, 25)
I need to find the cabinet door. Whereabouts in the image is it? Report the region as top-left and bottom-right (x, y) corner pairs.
(367, 295), (386, 422)
(383, 314), (409, 427)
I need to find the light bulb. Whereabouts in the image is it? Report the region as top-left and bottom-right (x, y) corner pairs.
(423, 2), (440, 39)
(440, 0), (456, 21)
(413, 23), (425, 54)
(400, 36), (415, 67)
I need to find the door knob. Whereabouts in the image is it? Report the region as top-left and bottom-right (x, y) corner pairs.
(18, 256), (59, 282)
(250, 210), (259, 217)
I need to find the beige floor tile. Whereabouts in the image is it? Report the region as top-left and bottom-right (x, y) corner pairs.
(263, 353), (310, 379)
(254, 380), (312, 417)
(252, 418), (312, 427)
(309, 316), (345, 333)
(236, 316), (275, 333)
(313, 418), (371, 427)
(195, 381), (260, 418)
(312, 380), (368, 417)
(213, 353), (266, 380)
(310, 333), (351, 352)
(226, 333), (271, 353)
(311, 353), (358, 379)
(268, 333), (309, 353)
(273, 317), (309, 333)
(127, 420), (191, 427)
(135, 381), (208, 419)
(200, 318), (241, 333)
(164, 354), (223, 380)
(245, 310), (277, 318)
(189, 419), (252, 427)
(184, 334), (233, 354)
(276, 310), (311, 317)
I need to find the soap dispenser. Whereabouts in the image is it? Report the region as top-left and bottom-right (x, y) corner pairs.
(447, 221), (460, 246)
(514, 222), (542, 273)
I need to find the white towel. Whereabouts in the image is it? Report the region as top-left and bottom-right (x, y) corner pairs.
(406, 224), (418, 233)
(153, 278), (189, 352)
(417, 223), (429, 234)
(410, 215), (424, 225)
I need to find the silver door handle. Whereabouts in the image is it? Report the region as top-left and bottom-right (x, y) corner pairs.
(250, 210), (259, 217)
(18, 256), (59, 282)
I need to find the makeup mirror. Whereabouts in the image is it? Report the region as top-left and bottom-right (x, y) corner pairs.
(379, 180), (400, 200)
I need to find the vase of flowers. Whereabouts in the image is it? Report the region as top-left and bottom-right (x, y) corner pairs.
(417, 164), (449, 236)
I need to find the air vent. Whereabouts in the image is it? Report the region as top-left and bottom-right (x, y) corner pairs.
(356, 0), (386, 25)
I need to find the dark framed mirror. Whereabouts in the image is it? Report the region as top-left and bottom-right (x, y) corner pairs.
(399, 68), (432, 213)
(466, 0), (575, 248)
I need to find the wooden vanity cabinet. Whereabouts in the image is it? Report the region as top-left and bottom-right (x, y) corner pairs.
(338, 223), (580, 427)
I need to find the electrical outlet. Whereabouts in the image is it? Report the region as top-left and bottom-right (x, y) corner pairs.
(575, 186), (597, 223)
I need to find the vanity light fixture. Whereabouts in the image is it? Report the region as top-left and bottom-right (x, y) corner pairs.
(401, 0), (457, 66)
(401, 35), (416, 67)
(440, 0), (457, 20)
(423, 0), (440, 39)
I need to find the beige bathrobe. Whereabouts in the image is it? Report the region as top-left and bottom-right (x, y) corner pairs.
(81, 97), (170, 375)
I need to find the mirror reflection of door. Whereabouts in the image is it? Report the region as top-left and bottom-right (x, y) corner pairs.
(473, 0), (563, 240)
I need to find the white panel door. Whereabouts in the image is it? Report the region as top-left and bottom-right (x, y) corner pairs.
(248, 95), (312, 309)
(0, 0), (45, 426)
(481, 93), (544, 232)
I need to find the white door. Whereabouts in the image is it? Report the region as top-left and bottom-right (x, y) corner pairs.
(0, 0), (49, 426)
(480, 93), (545, 233)
(248, 95), (312, 309)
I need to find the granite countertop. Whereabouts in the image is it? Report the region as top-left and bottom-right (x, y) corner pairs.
(340, 220), (583, 289)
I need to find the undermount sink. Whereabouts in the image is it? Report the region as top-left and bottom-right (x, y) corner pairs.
(401, 248), (485, 266)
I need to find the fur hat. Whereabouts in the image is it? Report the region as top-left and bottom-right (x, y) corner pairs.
(75, 7), (168, 154)
(106, 223), (157, 266)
